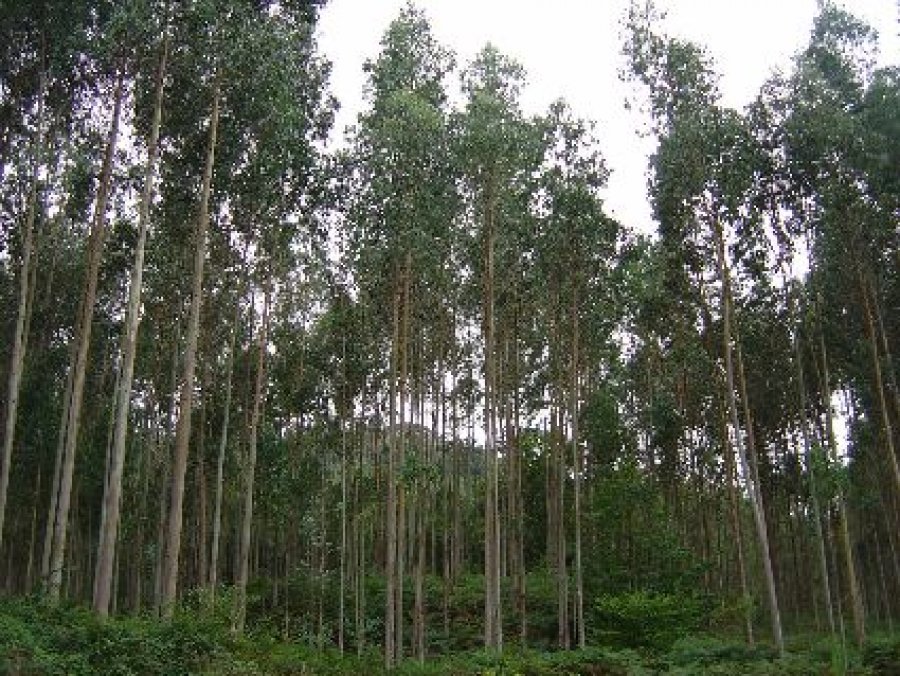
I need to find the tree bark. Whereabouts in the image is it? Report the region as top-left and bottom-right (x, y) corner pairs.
(859, 270), (900, 502)
(161, 78), (220, 619)
(48, 70), (124, 602)
(712, 217), (784, 654)
(234, 287), (269, 633)
(384, 263), (401, 669)
(816, 320), (866, 646)
(209, 304), (238, 604)
(0, 63), (46, 551)
(93, 33), (169, 618)
(482, 184), (502, 649)
(571, 284), (585, 649)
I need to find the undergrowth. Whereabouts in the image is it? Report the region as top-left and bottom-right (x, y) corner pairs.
(1, 595), (898, 674)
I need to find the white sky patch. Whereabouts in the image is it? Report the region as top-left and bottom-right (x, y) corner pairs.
(318, 0), (898, 236)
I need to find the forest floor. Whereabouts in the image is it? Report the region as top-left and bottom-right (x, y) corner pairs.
(1, 596), (899, 674)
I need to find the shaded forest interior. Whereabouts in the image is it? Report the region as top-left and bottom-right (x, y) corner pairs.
(1, 0), (899, 673)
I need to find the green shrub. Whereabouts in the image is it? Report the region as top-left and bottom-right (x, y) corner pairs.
(0, 598), (233, 675)
(863, 635), (900, 675)
(590, 592), (708, 650)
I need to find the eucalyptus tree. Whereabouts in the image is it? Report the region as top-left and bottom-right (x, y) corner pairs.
(227, 4), (334, 632)
(45, 2), (135, 602)
(456, 44), (544, 651)
(749, 6), (900, 641)
(534, 100), (617, 648)
(780, 6), (899, 509)
(344, 5), (456, 664)
(0, 26), (47, 555)
(158, 0), (220, 617)
(93, 0), (172, 618)
(159, 0), (332, 620)
(625, 2), (785, 652)
(0, 0), (118, 582)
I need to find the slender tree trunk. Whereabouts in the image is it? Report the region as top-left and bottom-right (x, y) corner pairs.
(161, 79), (220, 619)
(25, 469), (41, 593)
(712, 217), (784, 654)
(859, 271), (900, 501)
(482, 186), (502, 649)
(556, 401), (568, 649)
(721, 390), (754, 646)
(355, 417), (365, 655)
(384, 264), (401, 669)
(317, 446), (326, 650)
(93, 34), (169, 618)
(196, 391), (209, 592)
(571, 285), (585, 649)
(414, 473), (426, 662)
(48, 71), (124, 601)
(209, 305), (238, 604)
(234, 288), (269, 634)
(395, 252), (411, 661)
(867, 274), (900, 424)
(785, 285), (835, 637)
(817, 324), (866, 646)
(339, 352), (347, 654)
(0, 64), (46, 551)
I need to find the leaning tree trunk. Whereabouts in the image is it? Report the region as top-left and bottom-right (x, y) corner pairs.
(0, 65), (46, 551)
(720, 388), (754, 647)
(859, 270), (900, 502)
(234, 287), (269, 634)
(93, 33), (169, 618)
(712, 217), (784, 655)
(48, 71), (124, 602)
(161, 79), (220, 619)
(788, 294), (835, 638)
(817, 321), (866, 646)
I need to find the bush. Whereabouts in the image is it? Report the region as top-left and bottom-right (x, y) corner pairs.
(0, 597), (234, 675)
(863, 635), (900, 675)
(590, 592), (709, 650)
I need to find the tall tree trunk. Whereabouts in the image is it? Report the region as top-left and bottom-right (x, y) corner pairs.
(555, 401), (568, 649)
(866, 274), (900, 424)
(712, 217), (784, 654)
(395, 252), (412, 661)
(785, 285), (835, 638)
(234, 287), (269, 633)
(339, 342), (347, 654)
(161, 79), (220, 619)
(355, 416), (365, 655)
(384, 263), (401, 669)
(859, 271), (900, 501)
(721, 389), (754, 646)
(571, 284), (585, 649)
(0, 63), (46, 551)
(817, 320), (866, 646)
(48, 71), (124, 602)
(209, 304), (238, 604)
(483, 184), (502, 649)
(93, 33), (169, 617)
(42, 300), (77, 587)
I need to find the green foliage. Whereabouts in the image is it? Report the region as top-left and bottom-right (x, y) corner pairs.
(0, 597), (233, 675)
(2, 596), (896, 674)
(862, 635), (900, 675)
(586, 462), (704, 595)
(591, 592), (709, 651)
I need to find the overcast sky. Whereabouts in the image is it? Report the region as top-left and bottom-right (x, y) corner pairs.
(317, 0), (898, 234)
